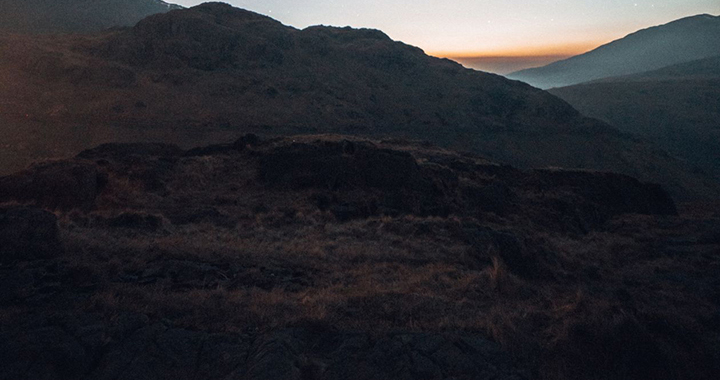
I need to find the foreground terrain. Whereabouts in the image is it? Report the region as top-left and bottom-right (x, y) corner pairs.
(1, 135), (719, 380)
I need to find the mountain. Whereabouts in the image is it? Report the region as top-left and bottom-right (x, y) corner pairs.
(550, 56), (720, 181)
(506, 14), (720, 89)
(0, 0), (181, 34)
(0, 2), (716, 199)
(2, 135), (719, 380)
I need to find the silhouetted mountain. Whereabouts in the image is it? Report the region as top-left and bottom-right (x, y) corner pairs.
(0, 3), (716, 199)
(3, 135), (718, 380)
(0, 0), (181, 34)
(551, 56), (720, 181)
(507, 14), (720, 89)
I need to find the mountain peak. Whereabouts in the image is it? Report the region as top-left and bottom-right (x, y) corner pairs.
(187, 2), (270, 20)
(506, 13), (720, 88)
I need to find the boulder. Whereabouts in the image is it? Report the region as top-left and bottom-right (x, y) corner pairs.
(536, 169), (678, 216)
(0, 327), (89, 380)
(76, 143), (183, 161)
(0, 206), (63, 264)
(259, 140), (422, 191)
(0, 162), (106, 210)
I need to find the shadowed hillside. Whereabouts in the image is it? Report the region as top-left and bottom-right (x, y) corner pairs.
(550, 56), (720, 181)
(0, 0), (181, 34)
(507, 14), (720, 89)
(0, 2), (717, 200)
(2, 135), (719, 380)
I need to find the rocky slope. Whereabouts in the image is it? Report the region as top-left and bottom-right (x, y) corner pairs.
(0, 0), (181, 34)
(507, 14), (720, 89)
(0, 2), (716, 199)
(550, 56), (720, 181)
(1, 135), (719, 380)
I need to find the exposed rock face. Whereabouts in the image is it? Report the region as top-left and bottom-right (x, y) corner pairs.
(0, 206), (63, 264)
(260, 141), (423, 191)
(0, 136), (676, 230)
(536, 169), (678, 216)
(0, 317), (527, 380)
(0, 162), (106, 210)
(76, 142), (184, 161)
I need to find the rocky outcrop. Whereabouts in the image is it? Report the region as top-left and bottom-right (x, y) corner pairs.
(0, 162), (106, 211)
(0, 315), (527, 380)
(0, 206), (63, 264)
(536, 168), (678, 216)
(0, 136), (717, 380)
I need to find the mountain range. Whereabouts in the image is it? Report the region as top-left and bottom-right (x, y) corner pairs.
(506, 14), (720, 89)
(0, 2), (715, 199)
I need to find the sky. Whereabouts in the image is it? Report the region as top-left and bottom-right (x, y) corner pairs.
(172, 1), (720, 73)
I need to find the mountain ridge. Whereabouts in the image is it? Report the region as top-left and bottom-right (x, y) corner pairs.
(0, 3), (717, 199)
(506, 13), (720, 88)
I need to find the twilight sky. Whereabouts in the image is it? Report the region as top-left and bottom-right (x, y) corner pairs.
(172, 1), (720, 73)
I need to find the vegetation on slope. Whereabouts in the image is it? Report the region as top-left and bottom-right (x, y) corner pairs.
(1, 135), (719, 379)
(551, 56), (720, 182)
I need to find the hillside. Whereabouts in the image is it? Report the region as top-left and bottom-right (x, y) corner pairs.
(0, 0), (181, 34)
(0, 3), (716, 200)
(2, 135), (719, 380)
(506, 14), (720, 89)
(550, 56), (720, 181)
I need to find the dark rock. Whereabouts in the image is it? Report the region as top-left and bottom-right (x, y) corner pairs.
(536, 169), (678, 216)
(245, 332), (304, 380)
(0, 268), (34, 303)
(0, 206), (63, 264)
(92, 324), (249, 380)
(77, 143), (183, 161)
(163, 206), (233, 227)
(465, 181), (516, 214)
(259, 141), (422, 191)
(232, 133), (262, 149)
(0, 327), (89, 380)
(259, 140), (451, 220)
(140, 260), (224, 289)
(107, 212), (165, 231)
(0, 162), (106, 210)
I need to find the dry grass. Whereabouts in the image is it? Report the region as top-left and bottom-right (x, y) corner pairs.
(4, 139), (720, 379)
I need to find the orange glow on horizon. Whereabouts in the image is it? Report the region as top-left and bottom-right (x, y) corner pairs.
(429, 41), (604, 59)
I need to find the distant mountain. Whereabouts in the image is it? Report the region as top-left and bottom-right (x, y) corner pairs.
(0, 3), (716, 199)
(0, 0), (181, 34)
(550, 56), (720, 182)
(507, 14), (720, 89)
(587, 55), (720, 82)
